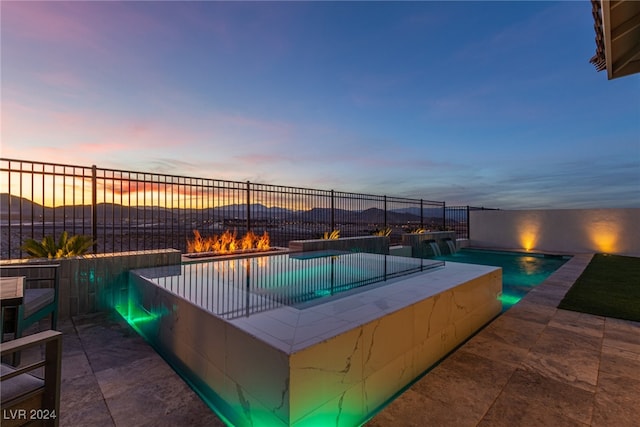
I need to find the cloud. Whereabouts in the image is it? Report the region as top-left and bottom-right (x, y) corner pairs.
(233, 153), (293, 166)
(2, 1), (637, 211)
(34, 71), (86, 93)
(384, 153), (640, 210)
(2, 2), (175, 50)
(2, 2), (98, 47)
(212, 113), (295, 139)
(478, 157), (640, 209)
(2, 102), (187, 166)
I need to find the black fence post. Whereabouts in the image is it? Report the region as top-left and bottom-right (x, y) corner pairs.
(330, 190), (335, 231)
(6, 164), (11, 255)
(91, 165), (98, 253)
(466, 205), (471, 239)
(420, 199), (424, 229)
(383, 195), (387, 229)
(442, 202), (446, 231)
(246, 181), (251, 232)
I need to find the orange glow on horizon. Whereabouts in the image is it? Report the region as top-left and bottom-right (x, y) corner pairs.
(1, 159), (322, 211)
(2, 173), (316, 211)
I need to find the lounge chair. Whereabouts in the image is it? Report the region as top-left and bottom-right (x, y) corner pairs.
(0, 330), (62, 427)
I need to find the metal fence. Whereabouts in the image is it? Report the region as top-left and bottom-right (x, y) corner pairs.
(147, 253), (445, 320)
(1, 158), (475, 259)
(443, 205), (500, 240)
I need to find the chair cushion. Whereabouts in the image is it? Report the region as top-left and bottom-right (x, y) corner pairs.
(23, 288), (55, 318)
(0, 363), (44, 403)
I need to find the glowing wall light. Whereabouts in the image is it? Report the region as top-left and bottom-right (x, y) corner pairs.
(586, 215), (621, 253)
(516, 215), (541, 251)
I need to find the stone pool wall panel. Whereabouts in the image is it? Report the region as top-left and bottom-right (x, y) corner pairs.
(128, 260), (502, 426)
(128, 272), (292, 427)
(288, 266), (502, 425)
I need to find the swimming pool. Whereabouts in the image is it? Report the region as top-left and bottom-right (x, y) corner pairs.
(127, 250), (502, 426)
(142, 251), (444, 318)
(432, 248), (570, 310)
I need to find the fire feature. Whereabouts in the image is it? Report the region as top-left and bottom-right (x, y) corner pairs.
(186, 229), (271, 255)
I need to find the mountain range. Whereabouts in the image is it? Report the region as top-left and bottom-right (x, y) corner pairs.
(0, 193), (452, 224)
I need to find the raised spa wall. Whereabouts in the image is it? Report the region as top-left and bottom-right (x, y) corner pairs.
(128, 259), (502, 426)
(0, 249), (181, 319)
(401, 231), (458, 257)
(288, 235), (390, 254)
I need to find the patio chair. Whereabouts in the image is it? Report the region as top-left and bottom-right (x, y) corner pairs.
(1, 264), (60, 341)
(0, 330), (62, 427)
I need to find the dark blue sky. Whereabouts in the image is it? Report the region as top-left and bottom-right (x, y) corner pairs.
(2, 1), (639, 208)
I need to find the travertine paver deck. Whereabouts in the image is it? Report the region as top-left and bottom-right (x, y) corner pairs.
(56, 313), (224, 427)
(14, 253), (640, 426)
(366, 254), (640, 427)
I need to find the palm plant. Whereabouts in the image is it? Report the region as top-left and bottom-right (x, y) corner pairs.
(372, 227), (392, 237)
(21, 231), (95, 258)
(322, 229), (340, 240)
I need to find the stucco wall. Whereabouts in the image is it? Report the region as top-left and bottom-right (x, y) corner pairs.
(469, 208), (640, 256)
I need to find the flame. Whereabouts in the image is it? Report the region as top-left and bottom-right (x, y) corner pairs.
(187, 229), (271, 254)
(187, 230), (212, 253)
(257, 231), (270, 250)
(217, 230), (238, 253)
(241, 231), (257, 250)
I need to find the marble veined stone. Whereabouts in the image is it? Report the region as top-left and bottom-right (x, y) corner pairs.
(128, 255), (501, 426)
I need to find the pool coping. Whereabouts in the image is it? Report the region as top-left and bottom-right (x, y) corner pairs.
(225, 260), (497, 353)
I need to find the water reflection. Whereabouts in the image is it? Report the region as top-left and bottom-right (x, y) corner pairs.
(144, 251), (444, 319)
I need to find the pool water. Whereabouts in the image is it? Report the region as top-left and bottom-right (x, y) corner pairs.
(141, 251), (444, 319)
(433, 248), (570, 310)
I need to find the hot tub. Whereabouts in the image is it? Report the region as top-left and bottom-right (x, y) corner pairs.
(126, 251), (502, 426)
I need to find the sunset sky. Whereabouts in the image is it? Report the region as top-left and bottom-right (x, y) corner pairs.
(1, 1), (639, 209)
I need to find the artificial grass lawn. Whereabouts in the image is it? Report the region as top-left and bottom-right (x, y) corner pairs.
(559, 253), (640, 322)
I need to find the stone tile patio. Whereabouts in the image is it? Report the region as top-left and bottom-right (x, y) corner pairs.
(366, 254), (640, 427)
(56, 312), (224, 427)
(12, 253), (640, 426)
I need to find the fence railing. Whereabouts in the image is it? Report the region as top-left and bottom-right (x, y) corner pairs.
(1, 158), (477, 259)
(146, 253), (445, 319)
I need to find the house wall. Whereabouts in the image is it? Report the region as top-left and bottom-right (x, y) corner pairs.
(469, 208), (640, 256)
